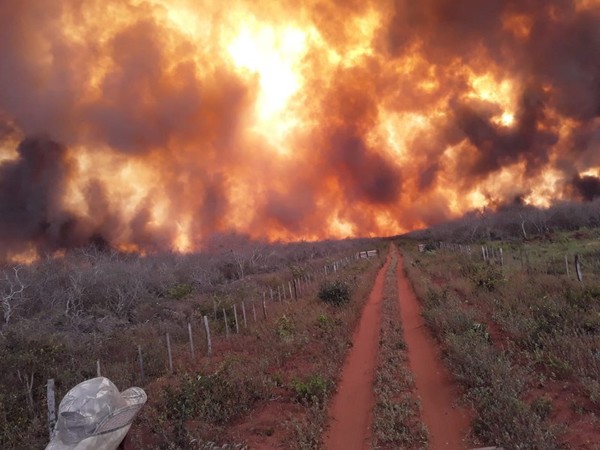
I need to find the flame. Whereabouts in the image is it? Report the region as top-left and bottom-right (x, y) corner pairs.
(1, 0), (600, 260)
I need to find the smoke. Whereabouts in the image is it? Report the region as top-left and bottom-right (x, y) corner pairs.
(0, 136), (74, 258)
(572, 174), (600, 200)
(1, 0), (600, 258)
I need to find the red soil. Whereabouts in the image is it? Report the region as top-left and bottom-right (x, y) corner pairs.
(324, 248), (392, 450)
(396, 251), (471, 449)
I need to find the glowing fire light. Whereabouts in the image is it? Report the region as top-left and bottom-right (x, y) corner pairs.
(1, 0), (599, 261)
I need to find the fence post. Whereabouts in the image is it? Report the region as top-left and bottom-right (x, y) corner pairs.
(252, 300), (257, 322)
(277, 286), (282, 303)
(137, 345), (145, 384)
(96, 359), (101, 377)
(203, 316), (212, 356)
(47, 379), (56, 439)
(188, 322), (195, 360)
(288, 281), (293, 299)
(565, 254), (570, 277)
(242, 301), (247, 328)
(262, 298), (268, 319)
(233, 305), (240, 334)
(575, 254), (583, 283)
(166, 333), (173, 373)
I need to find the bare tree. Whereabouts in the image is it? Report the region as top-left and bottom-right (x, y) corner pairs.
(1, 266), (25, 326)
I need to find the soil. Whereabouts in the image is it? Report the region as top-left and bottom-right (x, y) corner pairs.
(323, 248), (392, 450)
(325, 247), (471, 450)
(396, 251), (471, 449)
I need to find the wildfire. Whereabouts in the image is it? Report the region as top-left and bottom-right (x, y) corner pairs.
(1, 0), (600, 261)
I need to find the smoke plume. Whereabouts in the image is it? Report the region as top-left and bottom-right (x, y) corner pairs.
(1, 0), (600, 258)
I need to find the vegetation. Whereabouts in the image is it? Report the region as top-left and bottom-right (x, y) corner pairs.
(0, 237), (384, 449)
(372, 251), (428, 449)
(398, 226), (600, 448)
(408, 198), (600, 244)
(317, 280), (352, 306)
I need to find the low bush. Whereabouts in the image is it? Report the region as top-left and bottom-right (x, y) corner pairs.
(291, 374), (331, 404)
(318, 280), (350, 306)
(162, 364), (269, 424)
(168, 283), (193, 299)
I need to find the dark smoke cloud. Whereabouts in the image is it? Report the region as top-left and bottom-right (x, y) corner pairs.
(572, 174), (600, 201)
(0, 136), (74, 257)
(384, 0), (600, 188)
(1, 0), (600, 257)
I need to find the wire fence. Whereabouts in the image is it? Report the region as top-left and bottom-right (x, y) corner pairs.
(45, 249), (381, 438)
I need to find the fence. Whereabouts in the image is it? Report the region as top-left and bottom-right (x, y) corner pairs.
(431, 241), (596, 283)
(45, 250), (379, 439)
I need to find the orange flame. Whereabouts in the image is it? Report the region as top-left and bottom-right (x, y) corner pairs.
(1, 0), (600, 259)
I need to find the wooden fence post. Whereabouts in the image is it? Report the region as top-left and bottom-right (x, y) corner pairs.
(188, 322), (195, 359)
(203, 316), (212, 356)
(233, 305), (240, 334)
(252, 300), (257, 322)
(47, 378), (56, 439)
(137, 345), (145, 384)
(166, 333), (173, 373)
(288, 281), (293, 299)
(575, 254), (583, 283)
(96, 359), (101, 377)
(262, 298), (268, 319)
(242, 301), (247, 328)
(565, 254), (570, 277)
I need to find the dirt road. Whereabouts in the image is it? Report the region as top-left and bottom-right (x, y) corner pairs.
(325, 246), (470, 450)
(396, 251), (470, 449)
(324, 248), (391, 450)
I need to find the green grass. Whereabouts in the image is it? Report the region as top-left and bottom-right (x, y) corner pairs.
(372, 250), (428, 450)
(397, 235), (593, 448)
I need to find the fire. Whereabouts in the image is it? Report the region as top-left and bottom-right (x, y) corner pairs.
(228, 25), (307, 120)
(1, 0), (600, 261)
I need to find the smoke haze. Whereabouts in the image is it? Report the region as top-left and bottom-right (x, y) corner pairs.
(1, 0), (600, 258)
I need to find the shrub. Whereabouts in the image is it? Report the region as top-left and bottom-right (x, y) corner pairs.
(461, 262), (504, 292)
(163, 367), (269, 424)
(291, 374), (331, 404)
(275, 315), (295, 340)
(318, 280), (350, 306)
(168, 283), (193, 300)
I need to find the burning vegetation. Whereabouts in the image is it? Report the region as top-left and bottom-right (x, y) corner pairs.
(1, 0), (600, 260)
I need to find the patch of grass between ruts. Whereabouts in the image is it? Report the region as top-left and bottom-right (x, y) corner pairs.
(372, 250), (428, 449)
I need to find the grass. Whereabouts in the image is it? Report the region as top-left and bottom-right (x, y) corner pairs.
(372, 250), (428, 450)
(0, 238), (386, 449)
(398, 230), (600, 448)
(130, 248), (385, 448)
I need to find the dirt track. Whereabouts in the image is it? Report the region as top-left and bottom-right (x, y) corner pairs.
(396, 251), (470, 449)
(324, 248), (391, 449)
(325, 246), (469, 450)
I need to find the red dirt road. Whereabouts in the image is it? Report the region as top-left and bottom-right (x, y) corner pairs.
(396, 250), (470, 449)
(324, 248), (392, 450)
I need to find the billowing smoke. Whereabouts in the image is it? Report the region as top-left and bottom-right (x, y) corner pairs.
(1, 0), (600, 259)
